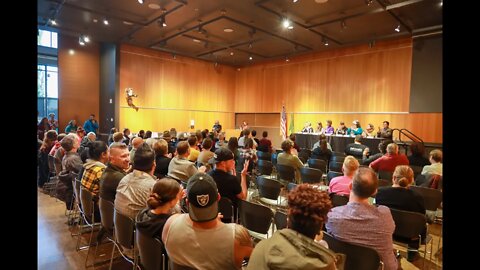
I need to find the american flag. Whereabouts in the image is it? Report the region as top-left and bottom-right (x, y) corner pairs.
(280, 104), (287, 140)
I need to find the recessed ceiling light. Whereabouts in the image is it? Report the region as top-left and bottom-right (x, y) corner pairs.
(93, 18), (98, 23)
(224, 28), (234, 33)
(123, 21), (133, 25)
(193, 39), (201, 43)
(230, 52), (234, 56)
(148, 3), (161, 9)
(69, 49), (75, 55)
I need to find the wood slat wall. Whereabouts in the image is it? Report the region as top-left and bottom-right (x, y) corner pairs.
(233, 38), (442, 143)
(119, 45), (236, 133)
(58, 35), (100, 133)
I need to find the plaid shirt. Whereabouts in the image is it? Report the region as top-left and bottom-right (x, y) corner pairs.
(81, 160), (106, 195)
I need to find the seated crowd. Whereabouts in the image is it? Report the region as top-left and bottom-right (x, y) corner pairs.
(38, 121), (442, 269)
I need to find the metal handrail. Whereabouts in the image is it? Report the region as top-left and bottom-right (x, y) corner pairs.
(392, 128), (423, 144)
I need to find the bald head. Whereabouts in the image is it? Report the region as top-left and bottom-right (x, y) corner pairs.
(132, 137), (144, 149)
(352, 167), (378, 198)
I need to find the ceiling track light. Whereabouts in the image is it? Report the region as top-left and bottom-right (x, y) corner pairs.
(285, 56), (290, 62)
(293, 0), (299, 3)
(50, 19), (57, 26)
(103, 18), (109, 25)
(365, 0), (374, 6)
(322, 36), (329, 46)
(283, 18), (293, 29)
(138, 0), (144, 4)
(78, 36), (85, 46)
(395, 25), (400, 32)
(249, 55), (253, 60)
(158, 17), (167, 27)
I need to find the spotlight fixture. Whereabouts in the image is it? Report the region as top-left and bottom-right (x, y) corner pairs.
(230, 52), (234, 56)
(285, 56), (290, 62)
(395, 25), (400, 32)
(248, 42), (253, 49)
(282, 18), (293, 29)
(249, 55), (253, 60)
(83, 35), (90, 43)
(138, 0), (144, 4)
(322, 36), (329, 46)
(78, 36), (85, 46)
(293, 0), (299, 3)
(365, 0), (373, 5)
(103, 18), (109, 25)
(50, 19), (57, 26)
(158, 17), (167, 27)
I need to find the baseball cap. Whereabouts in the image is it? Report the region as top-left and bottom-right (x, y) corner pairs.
(208, 148), (234, 164)
(186, 173), (219, 222)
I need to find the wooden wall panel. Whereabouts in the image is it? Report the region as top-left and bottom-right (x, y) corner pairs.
(119, 45), (236, 133)
(233, 112), (441, 146)
(119, 107), (234, 135)
(58, 35), (100, 133)
(291, 113), (442, 143)
(235, 38), (412, 113)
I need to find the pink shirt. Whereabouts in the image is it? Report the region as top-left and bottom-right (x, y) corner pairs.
(328, 175), (352, 196)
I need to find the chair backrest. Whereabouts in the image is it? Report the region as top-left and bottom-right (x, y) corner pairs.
(256, 159), (273, 176)
(300, 167), (323, 184)
(378, 179), (392, 188)
(328, 161), (343, 173)
(330, 154), (346, 164)
(257, 176), (282, 200)
(287, 182), (297, 192)
(327, 171), (343, 185)
(276, 164), (295, 182)
(79, 186), (94, 222)
(307, 158), (327, 172)
(238, 200), (273, 235)
(329, 193), (349, 207)
(323, 231), (381, 270)
(114, 208), (135, 249)
(257, 151), (272, 161)
(47, 154), (56, 174)
(409, 165), (423, 179)
(389, 208), (426, 240)
(274, 211), (287, 231)
(218, 197), (235, 223)
(409, 186), (442, 211)
(377, 170), (393, 181)
(99, 197), (115, 233)
(135, 225), (167, 270)
(271, 153), (278, 166)
(73, 179), (82, 211)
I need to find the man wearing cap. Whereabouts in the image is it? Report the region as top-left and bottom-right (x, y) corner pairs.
(208, 148), (249, 219)
(162, 173), (253, 269)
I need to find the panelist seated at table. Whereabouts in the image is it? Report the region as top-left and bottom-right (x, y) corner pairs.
(377, 121), (393, 139)
(324, 120), (335, 135)
(315, 122), (325, 134)
(362, 123), (376, 138)
(346, 120), (363, 136)
(335, 121), (348, 135)
(344, 135), (367, 159)
(301, 122), (314, 133)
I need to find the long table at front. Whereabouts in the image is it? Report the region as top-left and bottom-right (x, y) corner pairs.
(295, 133), (383, 155)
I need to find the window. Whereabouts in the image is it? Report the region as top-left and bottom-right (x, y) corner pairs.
(37, 29), (58, 49)
(38, 64), (58, 123)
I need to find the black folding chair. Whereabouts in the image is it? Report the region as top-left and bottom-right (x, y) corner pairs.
(256, 151), (272, 161)
(329, 193), (349, 207)
(300, 167), (323, 184)
(323, 231), (383, 270)
(238, 200), (274, 242)
(307, 158), (327, 173)
(218, 197), (235, 223)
